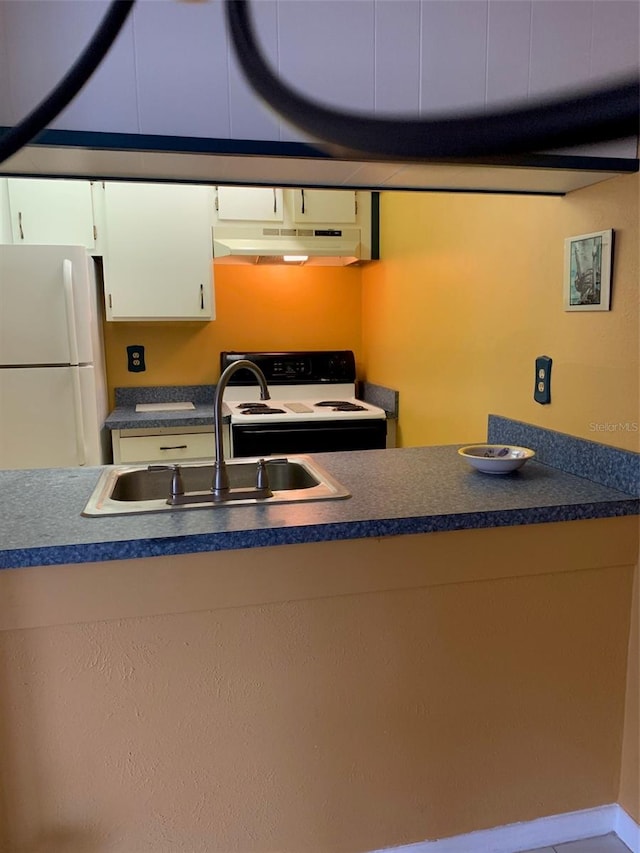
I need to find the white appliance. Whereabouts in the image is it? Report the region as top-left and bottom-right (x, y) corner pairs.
(0, 244), (109, 469)
(212, 225), (362, 266)
(211, 187), (371, 267)
(220, 351), (387, 457)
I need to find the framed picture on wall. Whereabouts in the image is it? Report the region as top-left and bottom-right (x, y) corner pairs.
(563, 229), (614, 312)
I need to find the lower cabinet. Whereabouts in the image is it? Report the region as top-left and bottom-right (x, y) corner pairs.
(111, 426), (229, 464)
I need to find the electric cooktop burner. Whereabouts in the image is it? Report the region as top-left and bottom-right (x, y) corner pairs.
(315, 401), (367, 412)
(238, 404), (287, 415)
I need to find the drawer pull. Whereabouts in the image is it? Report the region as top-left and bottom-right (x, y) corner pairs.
(160, 444), (188, 451)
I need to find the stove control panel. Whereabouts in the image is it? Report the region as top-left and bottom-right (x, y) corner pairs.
(272, 357), (312, 379)
(220, 350), (357, 385)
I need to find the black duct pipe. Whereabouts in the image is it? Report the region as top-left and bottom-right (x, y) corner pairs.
(224, 0), (640, 161)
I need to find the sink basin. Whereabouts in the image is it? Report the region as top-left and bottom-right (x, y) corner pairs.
(82, 455), (350, 516)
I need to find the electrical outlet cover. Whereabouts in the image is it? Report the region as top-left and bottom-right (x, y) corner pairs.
(534, 355), (552, 404)
(127, 344), (146, 373)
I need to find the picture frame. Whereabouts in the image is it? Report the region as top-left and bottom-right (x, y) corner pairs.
(563, 229), (614, 312)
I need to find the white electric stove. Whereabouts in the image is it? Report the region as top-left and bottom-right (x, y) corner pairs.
(220, 351), (387, 457)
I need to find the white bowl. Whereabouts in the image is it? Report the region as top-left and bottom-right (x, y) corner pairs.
(458, 444), (535, 474)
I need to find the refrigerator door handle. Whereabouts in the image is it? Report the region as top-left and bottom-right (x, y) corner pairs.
(63, 260), (87, 465)
(70, 365), (87, 466)
(63, 259), (80, 366)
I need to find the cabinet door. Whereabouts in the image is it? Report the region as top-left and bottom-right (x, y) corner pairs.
(0, 179), (12, 243)
(103, 182), (215, 321)
(292, 189), (357, 224)
(216, 186), (284, 222)
(7, 178), (96, 249)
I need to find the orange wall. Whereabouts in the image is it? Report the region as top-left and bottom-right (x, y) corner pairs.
(103, 265), (362, 403)
(0, 518), (636, 851)
(362, 174), (639, 451)
(619, 564), (640, 823)
(104, 175), (639, 455)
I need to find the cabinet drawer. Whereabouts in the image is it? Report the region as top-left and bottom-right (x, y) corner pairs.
(116, 432), (215, 464)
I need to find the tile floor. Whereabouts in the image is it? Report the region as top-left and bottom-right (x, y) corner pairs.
(522, 832), (631, 853)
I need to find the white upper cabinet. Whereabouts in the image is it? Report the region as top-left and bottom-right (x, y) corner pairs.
(5, 179), (96, 249)
(102, 182), (215, 322)
(291, 190), (357, 224)
(216, 186), (284, 222)
(214, 186), (358, 225)
(0, 179), (12, 243)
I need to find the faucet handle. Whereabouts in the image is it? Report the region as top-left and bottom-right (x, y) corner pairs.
(256, 458), (270, 491)
(148, 463), (185, 498)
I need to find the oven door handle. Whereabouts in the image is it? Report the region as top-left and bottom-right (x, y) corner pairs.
(234, 425), (379, 435)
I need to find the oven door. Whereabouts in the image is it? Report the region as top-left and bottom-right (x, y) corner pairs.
(231, 419), (387, 458)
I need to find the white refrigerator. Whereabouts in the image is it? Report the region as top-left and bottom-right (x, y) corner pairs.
(0, 244), (109, 469)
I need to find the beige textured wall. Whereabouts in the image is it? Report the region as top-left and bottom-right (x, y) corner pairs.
(0, 517), (636, 852)
(619, 564), (640, 823)
(358, 170), (640, 835)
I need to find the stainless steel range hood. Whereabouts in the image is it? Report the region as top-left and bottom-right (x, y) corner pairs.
(212, 224), (362, 266)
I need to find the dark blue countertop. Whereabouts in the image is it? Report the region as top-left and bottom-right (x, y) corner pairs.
(105, 384), (222, 430)
(105, 403), (224, 430)
(1, 443), (637, 570)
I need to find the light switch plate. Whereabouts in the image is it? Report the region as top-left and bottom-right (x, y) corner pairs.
(534, 355), (552, 404)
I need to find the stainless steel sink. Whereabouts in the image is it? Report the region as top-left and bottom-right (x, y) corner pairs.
(82, 455), (350, 516)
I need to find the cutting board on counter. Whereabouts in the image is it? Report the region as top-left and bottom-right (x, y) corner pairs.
(135, 402), (196, 412)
